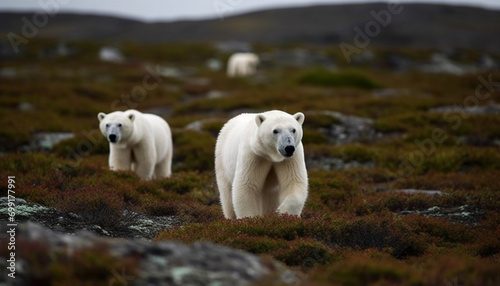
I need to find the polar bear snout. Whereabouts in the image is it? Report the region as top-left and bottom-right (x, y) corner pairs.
(278, 133), (297, 158)
(284, 145), (295, 157)
(106, 126), (121, 143)
(280, 145), (295, 157)
(108, 134), (118, 143)
(104, 124), (123, 143)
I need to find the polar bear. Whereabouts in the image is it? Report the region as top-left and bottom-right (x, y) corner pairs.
(227, 53), (260, 77)
(97, 109), (173, 180)
(215, 110), (308, 219)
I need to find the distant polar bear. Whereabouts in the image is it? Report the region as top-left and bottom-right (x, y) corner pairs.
(98, 109), (173, 180)
(227, 52), (259, 77)
(215, 110), (308, 219)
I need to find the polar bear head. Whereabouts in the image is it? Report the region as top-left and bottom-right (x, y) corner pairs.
(254, 110), (305, 162)
(98, 111), (135, 144)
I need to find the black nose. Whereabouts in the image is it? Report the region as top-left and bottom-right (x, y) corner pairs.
(108, 134), (117, 142)
(285, 145), (295, 156)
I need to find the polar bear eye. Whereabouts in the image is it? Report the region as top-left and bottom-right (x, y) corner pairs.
(292, 129), (296, 133)
(117, 123), (122, 128)
(105, 123), (110, 128)
(273, 129), (279, 134)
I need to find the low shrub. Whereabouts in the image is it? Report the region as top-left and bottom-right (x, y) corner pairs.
(402, 214), (477, 246)
(297, 69), (380, 89)
(8, 239), (138, 285)
(303, 128), (329, 144)
(52, 132), (109, 158)
(304, 113), (341, 129)
(172, 129), (215, 172)
(311, 251), (421, 286)
(54, 186), (126, 228)
(156, 213), (427, 266)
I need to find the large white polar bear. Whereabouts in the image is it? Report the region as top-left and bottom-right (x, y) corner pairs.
(98, 109), (173, 180)
(227, 52), (260, 77)
(215, 110), (308, 219)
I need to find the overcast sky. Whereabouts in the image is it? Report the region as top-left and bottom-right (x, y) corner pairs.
(1, 0), (499, 22)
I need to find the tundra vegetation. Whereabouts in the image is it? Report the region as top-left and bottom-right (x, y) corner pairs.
(1, 40), (499, 285)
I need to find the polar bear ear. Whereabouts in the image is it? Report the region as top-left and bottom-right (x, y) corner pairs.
(255, 114), (266, 127)
(293, 112), (305, 125)
(128, 114), (135, 122)
(98, 112), (106, 122)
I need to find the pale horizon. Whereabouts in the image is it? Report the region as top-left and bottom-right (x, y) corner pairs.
(0, 0), (499, 22)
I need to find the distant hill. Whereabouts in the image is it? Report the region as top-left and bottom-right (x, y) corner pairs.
(1, 3), (500, 52)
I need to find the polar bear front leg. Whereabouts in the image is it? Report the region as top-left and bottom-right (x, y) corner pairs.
(109, 147), (132, 171)
(134, 159), (155, 180)
(275, 153), (308, 216)
(154, 151), (172, 179)
(132, 145), (155, 180)
(232, 155), (272, 219)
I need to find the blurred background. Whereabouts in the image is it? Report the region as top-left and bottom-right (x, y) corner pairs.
(1, 1), (500, 285)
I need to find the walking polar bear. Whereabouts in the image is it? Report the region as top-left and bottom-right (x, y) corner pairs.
(215, 110), (308, 219)
(98, 109), (173, 180)
(227, 52), (259, 77)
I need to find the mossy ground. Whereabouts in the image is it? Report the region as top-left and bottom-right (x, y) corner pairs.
(1, 40), (499, 285)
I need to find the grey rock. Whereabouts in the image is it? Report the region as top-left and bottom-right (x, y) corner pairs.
(391, 189), (443, 196)
(216, 41), (252, 53)
(420, 53), (477, 75)
(314, 111), (379, 145)
(0, 197), (47, 218)
(185, 118), (226, 136)
(372, 88), (412, 98)
(397, 205), (484, 225)
(21, 131), (75, 152)
(18, 102), (35, 111)
(0, 199), (179, 240)
(429, 104), (500, 115)
(0, 67), (17, 78)
(2, 222), (298, 286)
(307, 157), (374, 171)
(157, 66), (194, 78)
(206, 58), (223, 71)
(99, 46), (124, 63)
(262, 49), (335, 69)
(206, 90), (226, 99)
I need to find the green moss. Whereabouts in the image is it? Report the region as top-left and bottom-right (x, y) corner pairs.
(52, 132), (109, 157)
(304, 113), (341, 128)
(156, 212), (427, 265)
(303, 128), (329, 144)
(311, 251), (423, 286)
(2, 42), (500, 283)
(297, 69), (381, 89)
(200, 120), (226, 137)
(16, 240), (138, 285)
(172, 130), (215, 172)
(275, 238), (335, 268)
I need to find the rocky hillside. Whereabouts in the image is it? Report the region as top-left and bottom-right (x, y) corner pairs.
(0, 222), (297, 285)
(1, 3), (500, 52)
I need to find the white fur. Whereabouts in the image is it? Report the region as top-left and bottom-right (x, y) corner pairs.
(215, 110), (308, 219)
(227, 53), (260, 77)
(98, 109), (173, 180)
